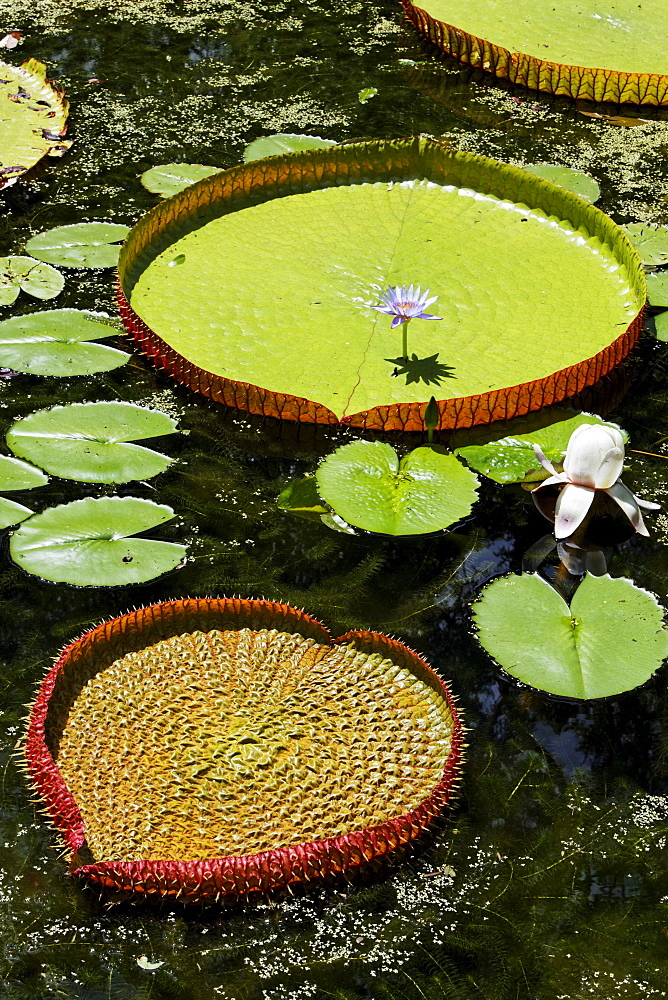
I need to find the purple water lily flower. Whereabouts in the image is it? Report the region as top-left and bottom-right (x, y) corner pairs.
(374, 285), (442, 328)
(532, 423), (660, 540)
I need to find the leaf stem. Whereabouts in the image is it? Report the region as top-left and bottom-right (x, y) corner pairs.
(402, 320), (409, 363)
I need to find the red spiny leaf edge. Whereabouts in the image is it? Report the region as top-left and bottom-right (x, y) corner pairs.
(25, 597), (463, 902)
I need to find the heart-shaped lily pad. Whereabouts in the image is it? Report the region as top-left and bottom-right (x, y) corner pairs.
(25, 223), (130, 268)
(243, 133), (337, 162)
(0, 256), (64, 306)
(316, 441), (479, 534)
(0, 58), (70, 192)
(523, 164), (600, 203)
(0, 309), (130, 376)
(119, 138), (645, 432)
(402, 0), (668, 104)
(621, 224), (668, 266)
(6, 401), (178, 483)
(456, 411), (627, 484)
(10, 496), (187, 586)
(472, 572), (668, 698)
(140, 163), (223, 197)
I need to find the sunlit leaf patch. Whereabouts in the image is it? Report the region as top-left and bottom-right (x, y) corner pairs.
(316, 441), (479, 535)
(472, 572), (668, 699)
(0, 256), (64, 306)
(140, 163), (222, 197)
(25, 223), (130, 268)
(6, 401), (178, 484)
(0, 454), (48, 490)
(10, 496), (187, 586)
(0, 496), (33, 530)
(0, 309), (130, 376)
(646, 271), (668, 308)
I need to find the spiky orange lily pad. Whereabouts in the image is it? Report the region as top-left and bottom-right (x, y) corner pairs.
(401, 0), (668, 105)
(25, 598), (462, 902)
(118, 137), (645, 432)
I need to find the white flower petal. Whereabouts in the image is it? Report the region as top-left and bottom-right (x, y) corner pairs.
(605, 481), (650, 536)
(532, 442), (559, 477)
(553, 483), (595, 539)
(563, 424), (625, 488)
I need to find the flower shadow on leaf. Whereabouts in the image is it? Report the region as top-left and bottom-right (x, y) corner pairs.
(385, 352), (456, 386)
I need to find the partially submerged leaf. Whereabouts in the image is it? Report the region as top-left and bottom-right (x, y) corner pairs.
(0, 59), (69, 192)
(0, 309), (129, 376)
(243, 133), (337, 162)
(0, 256), (64, 306)
(25, 223), (130, 268)
(10, 496), (187, 586)
(523, 164), (600, 203)
(358, 87), (378, 103)
(456, 411), (627, 484)
(277, 477), (329, 517)
(646, 271), (668, 308)
(140, 163), (222, 197)
(621, 224), (668, 266)
(316, 441), (479, 534)
(0, 496), (33, 530)
(472, 572), (668, 699)
(0, 454), (48, 490)
(7, 401), (178, 483)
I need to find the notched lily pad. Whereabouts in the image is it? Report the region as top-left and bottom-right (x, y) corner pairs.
(10, 496), (187, 586)
(472, 572), (668, 699)
(243, 133), (337, 162)
(0, 309), (130, 376)
(140, 163), (223, 197)
(523, 164), (600, 203)
(6, 401), (178, 484)
(25, 223), (130, 268)
(621, 224), (668, 266)
(456, 411), (627, 484)
(0, 256), (64, 306)
(316, 441), (479, 535)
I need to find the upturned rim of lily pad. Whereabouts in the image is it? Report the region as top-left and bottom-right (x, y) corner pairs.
(25, 596), (463, 903)
(400, 1), (668, 105)
(117, 136), (645, 432)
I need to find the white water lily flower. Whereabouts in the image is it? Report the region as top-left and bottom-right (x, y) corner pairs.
(532, 423), (660, 540)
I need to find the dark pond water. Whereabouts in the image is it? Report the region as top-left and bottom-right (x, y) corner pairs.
(2, 2), (668, 997)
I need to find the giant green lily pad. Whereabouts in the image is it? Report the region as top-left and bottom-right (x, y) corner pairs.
(119, 139), (645, 432)
(456, 411), (627, 484)
(6, 401), (178, 483)
(401, 0), (668, 104)
(316, 441), (479, 534)
(0, 58), (70, 192)
(473, 572), (668, 698)
(0, 309), (130, 376)
(25, 223), (130, 268)
(0, 256), (64, 306)
(10, 496), (187, 586)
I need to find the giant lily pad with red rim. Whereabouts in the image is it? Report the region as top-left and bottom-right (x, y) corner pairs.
(25, 597), (462, 902)
(401, 0), (668, 105)
(118, 137), (645, 432)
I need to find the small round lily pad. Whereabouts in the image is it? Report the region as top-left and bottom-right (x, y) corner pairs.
(140, 163), (223, 198)
(0, 256), (64, 306)
(621, 224), (668, 266)
(0, 309), (129, 376)
(10, 495), (187, 586)
(523, 164), (600, 203)
(472, 572), (668, 699)
(6, 401), (178, 483)
(243, 133), (337, 162)
(316, 441), (479, 534)
(25, 223), (130, 268)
